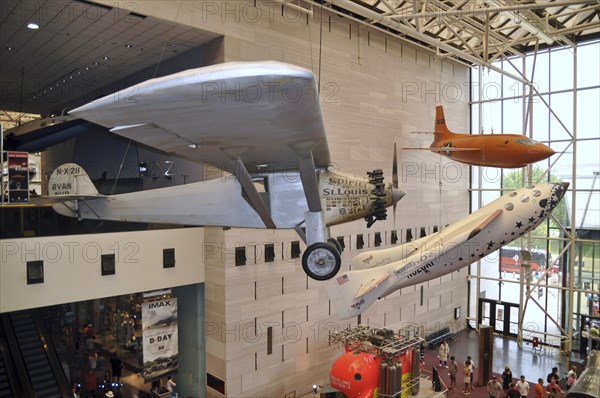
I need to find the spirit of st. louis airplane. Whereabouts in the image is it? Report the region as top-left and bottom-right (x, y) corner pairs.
(41, 61), (406, 281)
(327, 181), (568, 319)
(409, 106), (555, 168)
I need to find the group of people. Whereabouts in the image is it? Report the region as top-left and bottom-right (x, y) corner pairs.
(486, 365), (578, 398)
(80, 351), (124, 397)
(437, 338), (579, 398)
(437, 341), (477, 395)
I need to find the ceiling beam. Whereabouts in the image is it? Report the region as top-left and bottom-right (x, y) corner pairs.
(388, 0), (596, 20)
(484, 0), (555, 44)
(323, 0), (530, 83)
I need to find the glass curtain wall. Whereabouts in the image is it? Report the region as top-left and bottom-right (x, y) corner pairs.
(468, 40), (600, 354)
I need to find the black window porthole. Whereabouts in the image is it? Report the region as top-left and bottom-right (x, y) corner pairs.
(101, 254), (116, 276)
(265, 244), (275, 263)
(356, 234), (364, 250)
(163, 248), (175, 268)
(235, 247), (247, 266)
(27, 260), (44, 284)
(374, 232), (382, 247)
(291, 241), (301, 259)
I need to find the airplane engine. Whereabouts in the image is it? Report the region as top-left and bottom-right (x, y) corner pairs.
(330, 351), (381, 398)
(365, 169), (389, 228)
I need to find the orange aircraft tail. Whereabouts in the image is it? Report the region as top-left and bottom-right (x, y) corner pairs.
(433, 105), (454, 143)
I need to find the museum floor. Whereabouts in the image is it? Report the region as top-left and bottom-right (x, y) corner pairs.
(54, 325), (584, 397)
(419, 328), (584, 398)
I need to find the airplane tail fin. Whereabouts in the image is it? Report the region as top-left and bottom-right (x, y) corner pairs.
(326, 268), (390, 319)
(47, 163), (100, 197)
(33, 163), (105, 219)
(433, 105), (454, 143)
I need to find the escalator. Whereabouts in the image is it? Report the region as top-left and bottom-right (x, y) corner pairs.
(0, 333), (15, 398)
(0, 317), (21, 398)
(0, 310), (71, 398)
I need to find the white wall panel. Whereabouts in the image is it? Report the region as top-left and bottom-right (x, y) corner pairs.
(0, 228), (204, 312)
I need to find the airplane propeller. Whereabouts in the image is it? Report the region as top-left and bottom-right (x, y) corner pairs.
(392, 142), (398, 224)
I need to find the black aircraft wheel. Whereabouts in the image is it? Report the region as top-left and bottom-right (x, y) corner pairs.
(302, 242), (341, 281)
(327, 237), (343, 253)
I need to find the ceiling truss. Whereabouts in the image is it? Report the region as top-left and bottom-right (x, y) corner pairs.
(0, 0), (598, 116)
(310, 0), (600, 68)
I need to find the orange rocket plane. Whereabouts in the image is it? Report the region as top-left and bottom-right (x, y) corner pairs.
(420, 106), (555, 168)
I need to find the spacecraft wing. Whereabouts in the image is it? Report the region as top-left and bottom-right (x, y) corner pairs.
(354, 274), (391, 299)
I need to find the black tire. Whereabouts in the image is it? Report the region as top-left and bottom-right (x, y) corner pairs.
(327, 237), (343, 253)
(302, 242), (342, 281)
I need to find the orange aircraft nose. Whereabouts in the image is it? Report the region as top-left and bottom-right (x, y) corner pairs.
(528, 143), (555, 162)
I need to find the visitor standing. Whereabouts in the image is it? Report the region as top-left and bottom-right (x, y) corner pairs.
(507, 383), (521, 398)
(448, 356), (458, 390)
(463, 360), (472, 395)
(566, 366), (577, 390)
(545, 378), (562, 398)
(534, 378), (546, 398)
(546, 367), (559, 384)
(486, 376), (502, 398)
(439, 340), (450, 368)
(516, 375), (530, 398)
(502, 365), (513, 392)
(110, 352), (123, 384)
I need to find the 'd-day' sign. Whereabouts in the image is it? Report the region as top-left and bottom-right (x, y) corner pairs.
(142, 298), (179, 381)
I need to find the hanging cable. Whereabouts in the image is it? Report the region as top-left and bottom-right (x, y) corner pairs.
(318, 2), (324, 93)
(153, 1), (185, 78)
(96, 139), (132, 232)
(110, 139), (132, 196)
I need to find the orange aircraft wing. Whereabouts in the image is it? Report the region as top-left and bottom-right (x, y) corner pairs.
(402, 147), (480, 151)
(428, 147), (480, 152)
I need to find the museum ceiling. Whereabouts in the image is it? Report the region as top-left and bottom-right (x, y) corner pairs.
(323, 0), (600, 65)
(0, 0), (220, 116)
(1, 0), (599, 117)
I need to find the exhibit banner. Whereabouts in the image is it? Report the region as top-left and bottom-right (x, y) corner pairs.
(7, 151), (29, 204)
(142, 297), (179, 381)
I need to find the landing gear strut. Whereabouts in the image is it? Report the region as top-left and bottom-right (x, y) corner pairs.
(302, 242), (341, 281)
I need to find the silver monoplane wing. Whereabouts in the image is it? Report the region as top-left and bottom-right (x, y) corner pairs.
(70, 61), (331, 174)
(70, 61), (330, 226)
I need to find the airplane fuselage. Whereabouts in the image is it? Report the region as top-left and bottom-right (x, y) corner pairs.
(430, 134), (555, 168)
(328, 182), (568, 319)
(51, 168), (400, 229)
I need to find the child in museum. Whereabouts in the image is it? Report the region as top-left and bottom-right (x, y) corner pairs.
(448, 356), (458, 390)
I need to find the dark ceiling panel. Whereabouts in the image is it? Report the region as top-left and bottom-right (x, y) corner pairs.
(0, 0), (220, 114)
